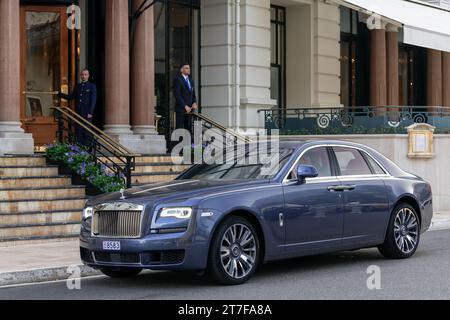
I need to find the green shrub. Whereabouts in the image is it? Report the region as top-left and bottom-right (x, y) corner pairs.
(45, 143), (126, 193)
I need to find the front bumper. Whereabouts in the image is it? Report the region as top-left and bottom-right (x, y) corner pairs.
(79, 227), (210, 271)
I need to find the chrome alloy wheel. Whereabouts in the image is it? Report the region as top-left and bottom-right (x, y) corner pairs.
(394, 208), (419, 254)
(220, 223), (257, 279)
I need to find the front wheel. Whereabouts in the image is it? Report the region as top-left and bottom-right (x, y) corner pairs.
(208, 216), (260, 285)
(378, 203), (421, 259)
(100, 267), (142, 278)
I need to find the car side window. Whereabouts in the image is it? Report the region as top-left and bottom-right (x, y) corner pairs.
(364, 153), (386, 174)
(289, 147), (332, 180)
(333, 147), (372, 176)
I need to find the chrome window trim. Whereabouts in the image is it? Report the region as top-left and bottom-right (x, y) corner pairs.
(282, 144), (391, 184)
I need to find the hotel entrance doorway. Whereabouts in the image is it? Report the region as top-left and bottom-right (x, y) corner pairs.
(20, 5), (75, 148)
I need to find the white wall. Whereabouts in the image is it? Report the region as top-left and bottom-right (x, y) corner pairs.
(200, 0), (234, 128)
(283, 134), (450, 213)
(200, 0), (341, 132)
(201, 0), (276, 133)
(239, 0), (277, 133)
(312, 0), (341, 107)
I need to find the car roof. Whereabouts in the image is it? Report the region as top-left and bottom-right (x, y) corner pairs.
(277, 139), (369, 151)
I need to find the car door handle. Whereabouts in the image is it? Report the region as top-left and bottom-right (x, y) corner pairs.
(327, 185), (356, 192)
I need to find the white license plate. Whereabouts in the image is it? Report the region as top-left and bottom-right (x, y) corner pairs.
(102, 241), (121, 251)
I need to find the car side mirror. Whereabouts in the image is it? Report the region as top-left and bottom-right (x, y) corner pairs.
(297, 165), (319, 184)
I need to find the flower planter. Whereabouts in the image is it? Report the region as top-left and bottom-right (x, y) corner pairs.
(45, 143), (126, 195)
(46, 158), (103, 196)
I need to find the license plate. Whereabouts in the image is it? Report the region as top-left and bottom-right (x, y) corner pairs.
(102, 241), (121, 251)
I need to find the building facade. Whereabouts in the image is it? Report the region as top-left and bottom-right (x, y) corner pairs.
(1, 0), (450, 155)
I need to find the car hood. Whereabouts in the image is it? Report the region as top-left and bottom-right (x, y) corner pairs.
(88, 179), (272, 206)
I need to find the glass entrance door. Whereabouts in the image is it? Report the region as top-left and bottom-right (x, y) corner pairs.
(154, 1), (200, 141)
(20, 6), (70, 147)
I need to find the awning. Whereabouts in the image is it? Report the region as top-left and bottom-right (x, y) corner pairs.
(336, 0), (450, 52)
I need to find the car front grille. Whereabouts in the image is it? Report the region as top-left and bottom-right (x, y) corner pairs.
(92, 210), (142, 238)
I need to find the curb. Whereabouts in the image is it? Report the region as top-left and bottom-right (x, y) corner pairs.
(430, 219), (450, 232)
(0, 264), (101, 287)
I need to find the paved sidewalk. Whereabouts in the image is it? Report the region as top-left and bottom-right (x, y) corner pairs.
(1, 212), (449, 287)
(430, 211), (450, 231)
(0, 240), (99, 287)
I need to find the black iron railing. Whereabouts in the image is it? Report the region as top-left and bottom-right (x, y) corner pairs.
(52, 107), (137, 188)
(186, 112), (252, 145)
(259, 106), (450, 135)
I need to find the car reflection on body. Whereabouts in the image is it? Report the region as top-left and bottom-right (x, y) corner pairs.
(80, 140), (433, 285)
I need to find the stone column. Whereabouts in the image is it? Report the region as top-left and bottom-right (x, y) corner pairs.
(0, 0), (34, 155)
(130, 0), (166, 154)
(427, 49), (443, 111)
(386, 26), (399, 106)
(386, 26), (399, 122)
(104, 0), (134, 142)
(442, 52), (450, 108)
(370, 28), (387, 113)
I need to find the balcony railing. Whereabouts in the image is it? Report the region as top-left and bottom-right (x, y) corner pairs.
(258, 106), (450, 135)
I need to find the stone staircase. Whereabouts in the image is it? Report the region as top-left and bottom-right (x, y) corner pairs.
(130, 155), (189, 186)
(0, 154), (189, 247)
(0, 155), (85, 247)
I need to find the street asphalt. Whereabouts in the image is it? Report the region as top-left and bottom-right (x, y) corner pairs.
(1, 229), (449, 300)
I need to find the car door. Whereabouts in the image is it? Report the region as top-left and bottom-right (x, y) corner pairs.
(282, 146), (344, 253)
(331, 146), (390, 247)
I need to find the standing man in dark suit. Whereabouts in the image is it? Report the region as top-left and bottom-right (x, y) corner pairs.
(58, 69), (97, 147)
(173, 63), (198, 131)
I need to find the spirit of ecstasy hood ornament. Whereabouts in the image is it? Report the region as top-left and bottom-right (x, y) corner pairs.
(120, 188), (126, 200)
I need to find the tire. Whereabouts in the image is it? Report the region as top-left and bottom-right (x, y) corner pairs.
(100, 267), (142, 278)
(378, 203), (421, 259)
(208, 216), (261, 285)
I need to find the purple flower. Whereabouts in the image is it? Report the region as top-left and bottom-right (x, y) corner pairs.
(70, 145), (81, 153)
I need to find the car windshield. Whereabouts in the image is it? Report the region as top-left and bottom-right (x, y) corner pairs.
(180, 147), (294, 180)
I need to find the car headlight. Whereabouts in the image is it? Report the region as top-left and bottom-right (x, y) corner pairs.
(159, 207), (192, 219)
(83, 207), (94, 219)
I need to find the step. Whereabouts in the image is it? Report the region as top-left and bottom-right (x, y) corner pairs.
(0, 211), (82, 227)
(0, 156), (47, 167)
(0, 222), (80, 240)
(131, 172), (180, 185)
(0, 198), (86, 214)
(0, 176), (72, 189)
(0, 166), (59, 178)
(99, 155), (184, 164)
(133, 163), (190, 174)
(0, 186), (85, 201)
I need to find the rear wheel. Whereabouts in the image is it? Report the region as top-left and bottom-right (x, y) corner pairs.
(378, 203), (421, 259)
(208, 216), (260, 285)
(100, 267), (142, 278)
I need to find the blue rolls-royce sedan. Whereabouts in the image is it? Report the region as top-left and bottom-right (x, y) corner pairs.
(80, 140), (433, 285)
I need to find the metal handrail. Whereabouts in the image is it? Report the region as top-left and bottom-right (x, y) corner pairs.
(187, 112), (252, 144)
(53, 107), (138, 156)
(51, 106), (137, 188)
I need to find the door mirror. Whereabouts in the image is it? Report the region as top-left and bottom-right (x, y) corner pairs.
(297, 165), (319, 183)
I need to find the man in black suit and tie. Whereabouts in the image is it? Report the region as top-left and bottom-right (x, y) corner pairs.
(173, 63), (198, 131)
